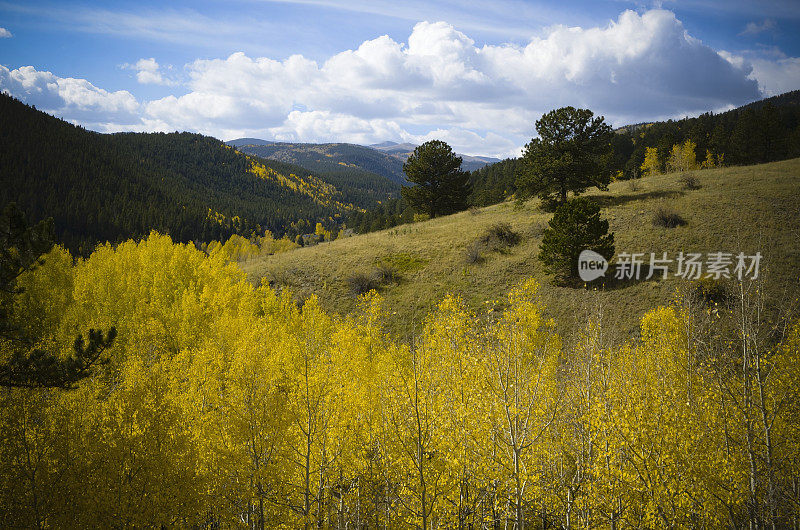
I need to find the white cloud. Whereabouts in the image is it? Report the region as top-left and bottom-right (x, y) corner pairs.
(3, 9), (800, 157)
(416, 127), (521, 157)
(720, 49), (800, 97)
(0, 65), (140, 127)
(749, 57), (800, 96)
(122, 58), (177, 86)
(269, 110), (408, 144)
(0, 27), (12, 38)
(141, 9), (762, 156)
(740, 19), (777, 36)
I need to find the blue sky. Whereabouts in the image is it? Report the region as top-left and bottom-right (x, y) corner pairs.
(1, 0), (799, 156)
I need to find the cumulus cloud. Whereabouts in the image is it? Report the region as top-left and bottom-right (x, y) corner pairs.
(0, 65), (140, 127)
(0, 27), (12, 38)
(719, 47), (800, 97)
(122, 58), (177, 86)
(141, 10), (761, 156)
(3, 9), (799, 157)
(749, 57), (800, 96)
(740, 19), (777, 36)
(720, 51), (800, 97)
(269, 110), (407, 145)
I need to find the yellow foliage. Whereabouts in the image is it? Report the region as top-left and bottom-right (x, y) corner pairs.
(1, 234), (798, 527)
(641, 146), (661, 176)
(667, 139), (699, 172)
(247, 158), (363, 212)
(207, 231), (299, 262)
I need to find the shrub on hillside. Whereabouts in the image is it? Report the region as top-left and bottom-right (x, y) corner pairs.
(480, 223), (521, 251)
(347, 263), (401, 296)
(464, 241), (484, 264)
(680, 175), (701, 190)
(374, 262), (399, 284)
(691, 277), (729, 306)
(347, 272), (380, 296)
(653, 207), (687, 228)
(465, 223), (522, 264)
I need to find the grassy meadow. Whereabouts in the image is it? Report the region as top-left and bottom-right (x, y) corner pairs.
(242, 158), (800, 340)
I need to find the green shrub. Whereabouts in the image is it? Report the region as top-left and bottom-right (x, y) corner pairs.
(374, 262), (399, 284)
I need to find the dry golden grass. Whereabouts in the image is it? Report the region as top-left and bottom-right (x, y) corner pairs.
(241, 158), (800, 340)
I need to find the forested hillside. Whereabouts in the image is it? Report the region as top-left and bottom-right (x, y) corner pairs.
(230, 139), (501, 192)
(469, 90), (800, 205)
(0, 94), (360, 254)
(228, 140), (408, 189)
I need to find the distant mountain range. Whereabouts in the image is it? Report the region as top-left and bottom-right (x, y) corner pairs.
(367, 141), (501, 170)
(226, 139), (501, 184)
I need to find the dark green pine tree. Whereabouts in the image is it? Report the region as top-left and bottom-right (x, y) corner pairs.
(538, 198), (615, 285)
(517, 107), (614, 206)
(401, 140), (472, 218)
(0, 203), (116, 388)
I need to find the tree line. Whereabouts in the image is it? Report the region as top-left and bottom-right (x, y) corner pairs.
(469, 90), (800, 207)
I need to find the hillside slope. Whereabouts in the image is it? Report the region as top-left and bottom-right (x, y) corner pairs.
(228, 140), (408, 187)
(0, 94), (359, 253)
(229, 139), (502, 190)
(242, 158), (800, 340)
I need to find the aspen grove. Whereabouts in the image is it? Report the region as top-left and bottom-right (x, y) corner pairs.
(1, 233), (798, 528)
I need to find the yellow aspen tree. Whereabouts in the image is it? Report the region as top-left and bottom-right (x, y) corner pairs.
(700, 149), (717, 169)
(770, 322), (800, 526)
(413, 295), (488, 527)
(277, 295), (344, 528)
(0, 388), (73, 528)
(60, 233), (256, 525)
(554, 298), (609, 528)
(667, 139), (699, 173)
(719, 278), (800, 528)
(483, 279), (561, 529)
(641, 147), (661, 177)
(384, 298), (462, 529)
(0, 247), (87, 527)
(599, 306), (728, 526)
(328, 292), (397, 528)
